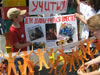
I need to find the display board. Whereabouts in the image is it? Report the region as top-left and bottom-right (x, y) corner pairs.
(25, 14), (78, 51)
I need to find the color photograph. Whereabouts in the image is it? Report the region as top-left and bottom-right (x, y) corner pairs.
(28, 25), (44, 41)
(46, 23), (57, 40)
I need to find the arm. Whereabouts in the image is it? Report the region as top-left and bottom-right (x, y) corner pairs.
(46, 50), (50, 55)
(14, 49), (21, 58)
(75, 13), (87, 25)
(54, 49), (59, 54)
(76, 0), (81, 13)
(85, 56), (100, 66)
(77, 70), (100, 75)
(14, 42), (32, 49)
(76, 0), (80, 6)
(33, 51), (37, 55)
(79, 56), (100, 71)
(3, 54), (8, 60)
(28, 50), (33, 57)
(43, 48), (46, 54)
(10, 30), (32, 49)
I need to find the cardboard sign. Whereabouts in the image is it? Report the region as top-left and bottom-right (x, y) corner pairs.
(29, 0), (68, 15)
(25, 14), (78, 51)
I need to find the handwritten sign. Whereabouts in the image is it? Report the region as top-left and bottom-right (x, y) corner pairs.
(25, 15), (76, 24)
(29, 0), (68, 15)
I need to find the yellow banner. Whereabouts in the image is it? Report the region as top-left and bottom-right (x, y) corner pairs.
(3, 0), (26, 7)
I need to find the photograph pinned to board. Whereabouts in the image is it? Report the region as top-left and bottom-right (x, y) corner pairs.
(25, 23), (46, 51)
(29, 41), (46, 50)
(59, 23), (75, 42)
(46, 23), (57, 40)
(28, 25), (44, 41)
(56, 22), (76, 46)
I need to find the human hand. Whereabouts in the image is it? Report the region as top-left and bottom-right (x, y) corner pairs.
(79, 62), (90, 72)
(27, 42), (32, 46)
(77, 69), (84, 75)
(75, 13), (83, 19)
(75, 13), (79, 18)
(84, 62), (90, 70)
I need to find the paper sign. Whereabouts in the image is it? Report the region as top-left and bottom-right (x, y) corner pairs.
(29, 0), (68, 15)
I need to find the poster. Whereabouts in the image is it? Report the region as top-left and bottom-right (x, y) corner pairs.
(25, 14), (78, 51)
(29, 0), (68, 15)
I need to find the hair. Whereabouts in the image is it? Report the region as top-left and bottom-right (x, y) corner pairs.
(87, 14), (100, 30)
(87, 0), (100, 12)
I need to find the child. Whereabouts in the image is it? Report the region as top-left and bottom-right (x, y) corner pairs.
(7, 8), (32, 52)
(77, 14), (100, 75)
(7, 8), (32, 74)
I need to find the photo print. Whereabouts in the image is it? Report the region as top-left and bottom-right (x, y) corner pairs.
(59, 23), (75, 43)
(29, 42), (46, 50)
(46, 23), (57, 40)
(28, 25), (44, 41)
(56, 40), (65, 46)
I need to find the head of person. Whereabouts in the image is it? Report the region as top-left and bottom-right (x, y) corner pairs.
(87, 0), (100, 12)
(87, 14), (100, 39)
(7, 8), (26, 22)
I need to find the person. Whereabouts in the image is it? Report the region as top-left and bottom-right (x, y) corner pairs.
(46, 28), (57, 40)
(7, 8), (32, 52)
(77, 14), (100, 75)
(75, 0), (100, 40)
(0, 9), (6, 35)
(7, 8), (32, 74)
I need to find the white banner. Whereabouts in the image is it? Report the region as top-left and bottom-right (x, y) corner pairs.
(25, 14), (78, 51)
(29, 0), (68, 15)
